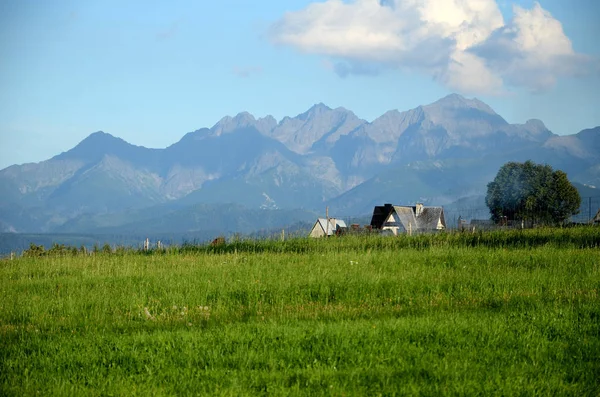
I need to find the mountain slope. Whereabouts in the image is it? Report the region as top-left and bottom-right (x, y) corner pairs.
(58, 202), (317, 236)
(268, 104), (366, 154)
(1, 94), (598, 234)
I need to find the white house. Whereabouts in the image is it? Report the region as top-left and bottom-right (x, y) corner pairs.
(370, 203), (446, 235)
(593, 208), (600, 224)
(309, 218), (347, 238)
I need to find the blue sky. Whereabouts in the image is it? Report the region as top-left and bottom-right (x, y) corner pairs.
(1, 0), (599, 169)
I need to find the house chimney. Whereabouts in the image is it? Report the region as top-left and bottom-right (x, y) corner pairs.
(415, 203), (424, 216)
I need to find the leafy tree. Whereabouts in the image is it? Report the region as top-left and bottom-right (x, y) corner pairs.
(48, 243), (68, 256)
(102, 243), (112, 254)
(23, 243), (46, 257)
(486, 161), (580, 225)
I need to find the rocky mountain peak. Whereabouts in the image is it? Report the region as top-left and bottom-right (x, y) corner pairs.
(212, 111), (260, 136)
(209, 112), (277, 137)
(429, 93), (497, 115)
(213, 115), (232, 127)
(298, 103), (333, 121)
(264, 103), (364, 154)
(49, 131), (160, 172)
(80, 131), (120, 144)
(88, 130), (111, 138)
(255, 115), (278, 135)
(232, 111), (256, 124)
(311, 102), (332, 112)
(259, 115), (277, 125)
(524, 119), (548, 132)
(57, 131), (130, 159)
(375, 109), (402, 121)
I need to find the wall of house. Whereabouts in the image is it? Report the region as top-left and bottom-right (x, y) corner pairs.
(382, 213), (402, 236)
(309, 225), (325, 238)
(437, 218), (444, 230)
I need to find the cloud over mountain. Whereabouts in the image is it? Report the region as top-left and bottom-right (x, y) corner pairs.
(269, 0), (592, 94)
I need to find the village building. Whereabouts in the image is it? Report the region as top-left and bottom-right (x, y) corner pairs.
(309, 218), (347, 238)
(370, 203), (446, 235)
(593, 208), (600, 224)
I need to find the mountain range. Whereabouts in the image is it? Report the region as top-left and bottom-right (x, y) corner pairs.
(1, 93), (599, 235)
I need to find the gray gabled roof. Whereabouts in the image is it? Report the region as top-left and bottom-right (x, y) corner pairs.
(393, 206), (418, 231)
(371, 204), (445, 231)
(416, 207), (445, 230)
(336, 219), (347, 228)
(370, 204), (394, 229)
(315, 218), (347, 236)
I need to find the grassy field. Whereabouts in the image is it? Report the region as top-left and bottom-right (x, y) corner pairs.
(1, 228), (599, 395)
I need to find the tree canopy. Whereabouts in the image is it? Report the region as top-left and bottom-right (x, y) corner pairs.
(486, 161), (581, 225)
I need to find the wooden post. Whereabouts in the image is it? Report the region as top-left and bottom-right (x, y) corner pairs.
(326, 206), (330, 237)
(144, 238), (149, 251)
(281, 229), (285, 242)
(10, 252), (15, 260)
(408, 223), (412, 236)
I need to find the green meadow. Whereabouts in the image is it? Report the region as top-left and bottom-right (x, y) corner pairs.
(1, 228), (599, 396)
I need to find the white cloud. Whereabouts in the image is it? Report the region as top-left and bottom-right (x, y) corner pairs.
(470, 3), (593, 92)
(269, 0), (593, 94)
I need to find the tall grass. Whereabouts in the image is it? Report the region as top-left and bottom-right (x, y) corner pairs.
(1, 227), (599, 395)
(179, 226), (600, 255)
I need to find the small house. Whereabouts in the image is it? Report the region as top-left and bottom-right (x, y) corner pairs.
(309, 218), (347, 238)
(370, 203), (446, 235)
(593, 209), (600, 224)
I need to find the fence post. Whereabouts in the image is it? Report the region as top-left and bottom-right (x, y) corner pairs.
(10, 252), (15, 260)
(326, 207), (329, 237)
